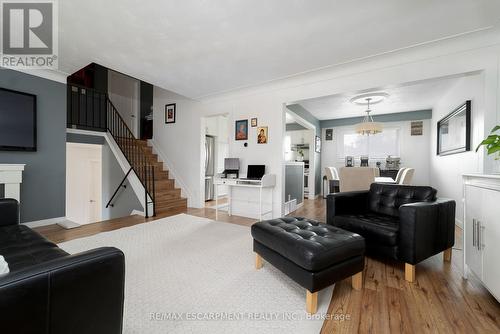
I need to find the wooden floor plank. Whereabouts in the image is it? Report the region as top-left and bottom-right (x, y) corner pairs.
(35, 198), (500, 333)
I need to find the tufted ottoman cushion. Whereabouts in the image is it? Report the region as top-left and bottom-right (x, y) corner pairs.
(251, 217), (365, 271)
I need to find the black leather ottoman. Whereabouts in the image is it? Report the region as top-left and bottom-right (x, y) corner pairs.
(251, 217), (365, 314)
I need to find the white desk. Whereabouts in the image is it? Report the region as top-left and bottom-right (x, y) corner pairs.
(214, 174), (276, 221)
(375, 177), (396, 183)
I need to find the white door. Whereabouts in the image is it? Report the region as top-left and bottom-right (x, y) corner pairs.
(464, 185), (483, 279)
(481, 187), (500, 300)
(66, 143), (102, 225)
(87, 160), (102, 223)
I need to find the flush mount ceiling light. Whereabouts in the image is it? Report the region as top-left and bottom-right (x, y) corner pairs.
(354, 97), (383, 135)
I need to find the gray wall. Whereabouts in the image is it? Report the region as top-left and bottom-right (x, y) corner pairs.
(67, 133), (143, 220)
(286, 104), (322, 196)
(0, 69), (66, 222)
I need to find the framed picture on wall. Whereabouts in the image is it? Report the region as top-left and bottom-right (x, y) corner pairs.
(325, 129), (333, 141)
(437, 100), (471, 156)
(251, 118), (258, 127)
(257, 126), (268, 144)
(165, 103), (176, 124)
(315, 135), (321, 153)
(235, 119), (248, 140)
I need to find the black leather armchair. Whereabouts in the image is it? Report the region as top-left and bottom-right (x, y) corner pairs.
(0, 199), (125, 334)
(327, 183), (455, 282)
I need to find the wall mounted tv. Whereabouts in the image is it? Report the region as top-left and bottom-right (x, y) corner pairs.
(0, 87), (37, 151)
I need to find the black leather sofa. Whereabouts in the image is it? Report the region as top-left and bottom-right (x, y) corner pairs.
(327, 183), (455, 282)
(0, 199), (125, 334)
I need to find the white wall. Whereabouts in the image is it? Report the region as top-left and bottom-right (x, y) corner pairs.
(152, 87), (203, 207)
(430, 74), (486, 226)
(321, 119), (431, 186)
(151, 30), (500, 219)
(108, 70), (141, 137)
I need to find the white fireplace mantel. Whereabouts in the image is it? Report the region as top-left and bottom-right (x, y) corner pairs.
(0, 164), (25, 202)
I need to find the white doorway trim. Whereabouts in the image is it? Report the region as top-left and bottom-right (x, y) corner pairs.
(283, 108), (317, 200)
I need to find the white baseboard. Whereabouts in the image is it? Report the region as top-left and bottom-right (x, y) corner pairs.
(131, 209), (145, 217)
(24, 216), (68, 228)
(148, 139), (195, 207)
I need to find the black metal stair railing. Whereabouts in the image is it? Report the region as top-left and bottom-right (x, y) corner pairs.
(106, 98), (156, 217)
(67, 83), (155, 217)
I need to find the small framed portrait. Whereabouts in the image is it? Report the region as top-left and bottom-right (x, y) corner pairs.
(165, 104), (176, 124)
(315, 135), (321, 153)
(235, 119), (248, 140)
(251, 118), (258, 127)
(257, 126), (268, 144)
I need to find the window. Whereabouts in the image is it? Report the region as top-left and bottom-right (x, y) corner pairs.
(338, 128), (400, 159)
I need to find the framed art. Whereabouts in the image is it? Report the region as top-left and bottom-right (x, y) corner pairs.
(251, 118), (258, 127)
(165, 103), (176, 124)
(437, 100), (471, 156)
(235, 119), (248, 140)
(257, 126), (268, 144)
(315, 135), (321, 153)
(411, 121), (423, 136)
(325, 128), (333, 141)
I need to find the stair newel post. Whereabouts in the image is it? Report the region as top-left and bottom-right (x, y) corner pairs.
(151, 165), (155, 216)
(144, 156), (149, 218)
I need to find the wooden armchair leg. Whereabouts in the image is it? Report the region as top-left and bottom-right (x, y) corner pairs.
(405, 263), (416, 283)
(255, 253), (263, 270)
(443, 248), (452, 262)
(306, 290), (318, 314)
(352, 271), (363, 290)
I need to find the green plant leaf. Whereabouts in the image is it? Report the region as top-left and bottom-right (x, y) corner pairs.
(487, 145), (500, 155)
(491, 125), (500, 133)
(476, 135), (500, 152)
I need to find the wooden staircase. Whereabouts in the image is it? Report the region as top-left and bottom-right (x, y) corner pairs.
(135, 140), (187, 215)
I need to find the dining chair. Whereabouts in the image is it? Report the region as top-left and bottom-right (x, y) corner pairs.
(339, 167), (376, 192)
(325, 167), (340, 194)
(399, 168), (415, 185)
(395, 168), (407, 183)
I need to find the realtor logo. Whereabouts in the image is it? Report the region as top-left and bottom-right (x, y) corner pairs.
(1, 0), (58, 68)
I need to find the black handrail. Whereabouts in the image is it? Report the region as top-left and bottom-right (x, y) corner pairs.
(106, 167), (133, 208)
(67, 83), (156, 217)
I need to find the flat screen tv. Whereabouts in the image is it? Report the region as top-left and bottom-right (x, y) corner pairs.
(0, 87), (37, 151)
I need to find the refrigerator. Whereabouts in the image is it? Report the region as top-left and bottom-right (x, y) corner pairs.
(205, 135), (215, 201)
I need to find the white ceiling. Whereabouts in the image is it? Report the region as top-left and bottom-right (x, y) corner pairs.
(59, 1), (500, 98)
(296, 75), (467, 120)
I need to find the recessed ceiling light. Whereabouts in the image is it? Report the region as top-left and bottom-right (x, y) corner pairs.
(350, 92), (389, 106)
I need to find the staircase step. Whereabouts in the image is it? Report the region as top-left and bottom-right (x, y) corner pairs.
(155, 179), (175, 190)
(155, 198), (188, 212)
(155, 188), (182, 201)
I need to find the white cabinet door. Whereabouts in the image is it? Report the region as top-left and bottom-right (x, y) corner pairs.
(465, 185), (483, 279)
(481, 187), (500, 300)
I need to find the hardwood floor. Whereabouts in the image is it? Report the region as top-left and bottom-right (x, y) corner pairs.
(35, 199), (500, 333)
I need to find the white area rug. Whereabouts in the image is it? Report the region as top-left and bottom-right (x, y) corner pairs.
(59, 214), (333, 334)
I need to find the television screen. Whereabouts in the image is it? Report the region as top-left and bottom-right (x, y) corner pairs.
(0, 88), (37, 151)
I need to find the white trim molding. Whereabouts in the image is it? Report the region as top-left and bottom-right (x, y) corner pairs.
(148, 139), (195, 207)
(23, 216), (68, 228)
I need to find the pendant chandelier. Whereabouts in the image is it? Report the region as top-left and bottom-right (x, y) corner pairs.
(355, 97), (383, 135)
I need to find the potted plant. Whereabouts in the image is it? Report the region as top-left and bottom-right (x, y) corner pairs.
(297, 149), (304, 162)
(476, 126), (500, 171)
